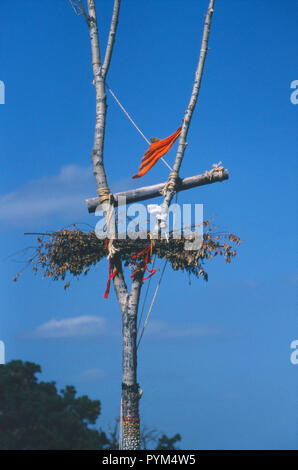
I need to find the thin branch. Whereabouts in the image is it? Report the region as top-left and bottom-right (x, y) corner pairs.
(87, 0), (102, 68)
(86, 0), (109, 193)
(77, 0), (90, 25)
(161, 0), (216, 213)
(24, 232), (52, 236)
(102, 0), (121, 78)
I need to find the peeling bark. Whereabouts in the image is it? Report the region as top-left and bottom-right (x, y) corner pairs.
(113, 269), (143, 450)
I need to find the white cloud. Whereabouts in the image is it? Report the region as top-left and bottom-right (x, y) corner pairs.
(0, 164), (141, 226)
(0, 164), (94, 223)
(32, 316), (221, 341)
(144, 320), (221, 338)
(32, 315), (108, 338)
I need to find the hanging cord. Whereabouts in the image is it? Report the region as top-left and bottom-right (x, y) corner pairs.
(137, 259), (168, 349)
(137, 255), (157, 334)
(106, 83), (173, 172)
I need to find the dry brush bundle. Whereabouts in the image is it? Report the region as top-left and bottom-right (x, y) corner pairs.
(14, 222), (241, 289)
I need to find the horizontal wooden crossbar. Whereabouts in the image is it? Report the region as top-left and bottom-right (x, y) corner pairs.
(85, 169), (229, 213)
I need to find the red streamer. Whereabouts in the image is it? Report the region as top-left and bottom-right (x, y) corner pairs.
(130, 245), (157, 282)
(104, 240), (118, 299)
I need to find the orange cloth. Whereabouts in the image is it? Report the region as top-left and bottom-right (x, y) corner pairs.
(132, 126), (182, 179)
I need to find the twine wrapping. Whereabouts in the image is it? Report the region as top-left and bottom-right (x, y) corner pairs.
(160, 171), (180, 196)
(97, 187), (113, 205)
(203, 162), (225, 181)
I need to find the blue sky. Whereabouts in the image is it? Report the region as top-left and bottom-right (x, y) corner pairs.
(0, 0), (297, 449)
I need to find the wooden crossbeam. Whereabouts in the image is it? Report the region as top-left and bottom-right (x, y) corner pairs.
(85, 169), (228, 213)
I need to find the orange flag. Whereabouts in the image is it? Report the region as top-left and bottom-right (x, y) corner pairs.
(132, 126), (182, 179)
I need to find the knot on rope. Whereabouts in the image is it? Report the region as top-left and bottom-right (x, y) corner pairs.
(97, 187), (113, 205)
(106, 238), (119, 260)
(203, 162), (225, 181)
(160, 171), (180, 196)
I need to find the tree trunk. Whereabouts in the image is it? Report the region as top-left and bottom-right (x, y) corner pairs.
(113, 263), (143, 450)
(85, 0), (142, 450)
(121, 274), (142, 450)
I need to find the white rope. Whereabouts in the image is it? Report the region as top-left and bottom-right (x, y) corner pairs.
(137, 259), (168, 349)
(106, 84), (173, 172)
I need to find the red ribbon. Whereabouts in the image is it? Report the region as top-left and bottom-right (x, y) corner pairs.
(104, 259), (119, 299)
(104, 241), (156, 299)
(130, 245), (157, 282)
(104, 240), (118, 299)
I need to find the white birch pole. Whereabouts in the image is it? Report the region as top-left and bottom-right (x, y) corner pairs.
(120, 274), (143, 450)
(161, 0), (216, 215)
(112, 264), (143, 450)
(84, 0), (142, 450)
(86, 0), (108, 192)
(101, 0), (121, 78)
(86, 0), (121, 196)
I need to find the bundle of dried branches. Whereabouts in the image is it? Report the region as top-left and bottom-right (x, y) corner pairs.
(14, 223), (241, 288)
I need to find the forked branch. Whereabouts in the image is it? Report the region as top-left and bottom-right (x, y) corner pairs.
(102, 0), (121, 78)
(84, 0), (121, 198)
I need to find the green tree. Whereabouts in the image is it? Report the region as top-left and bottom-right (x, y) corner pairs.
(0, 360), (109, 450)
(156, 433), (182, 450)
(0, 360), (181, 450)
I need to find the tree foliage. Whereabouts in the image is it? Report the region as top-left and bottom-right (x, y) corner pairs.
(156, 433), (182, 450)
(0, 361), (181, 450)
(0, 360), (108, 450)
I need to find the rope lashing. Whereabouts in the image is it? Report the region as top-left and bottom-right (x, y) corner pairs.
(130, 245), (157, 282)
(97, 187), (112, 205)
(106, 238), (119, 259)
(203, 162), (225, 181)
(97, 187), (116, 237)
(160, 170), (180, 196)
